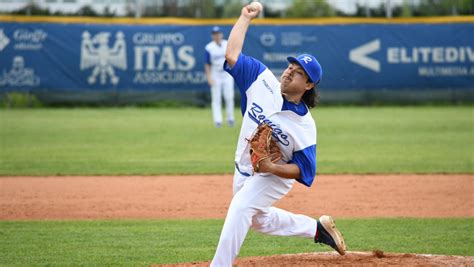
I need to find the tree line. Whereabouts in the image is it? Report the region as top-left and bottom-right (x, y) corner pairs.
(3, 0), (473, 18)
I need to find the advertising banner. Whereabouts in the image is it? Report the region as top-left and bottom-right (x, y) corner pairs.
(0, 21), (472, 92)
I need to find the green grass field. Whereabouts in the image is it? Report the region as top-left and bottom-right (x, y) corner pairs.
(1, 106), (473, 265)
(1, 219), (473, 265)
(0, 106), (472, 175)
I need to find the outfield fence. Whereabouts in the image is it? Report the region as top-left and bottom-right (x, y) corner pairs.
(0, 16), (473, 105)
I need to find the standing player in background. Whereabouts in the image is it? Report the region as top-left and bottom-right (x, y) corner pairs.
(211, 3), (346, 266)
(205, 26), (235, 128)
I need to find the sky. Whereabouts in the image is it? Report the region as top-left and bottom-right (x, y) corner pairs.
(255, 0), (408, 14)
(328, 0), (405, 14)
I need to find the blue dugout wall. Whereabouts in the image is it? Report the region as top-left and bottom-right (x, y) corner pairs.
(0, 16), (473, 104)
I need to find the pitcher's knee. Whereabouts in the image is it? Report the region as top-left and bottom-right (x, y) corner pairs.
(251, 211), (272, 231)
(228, 200), (255, 217)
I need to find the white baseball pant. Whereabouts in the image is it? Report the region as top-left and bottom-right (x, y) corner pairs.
(211, 72), (234, 125)
(210, 171), (317, 266)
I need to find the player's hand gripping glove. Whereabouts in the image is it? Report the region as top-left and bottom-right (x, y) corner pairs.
(248, 123), (282, 173)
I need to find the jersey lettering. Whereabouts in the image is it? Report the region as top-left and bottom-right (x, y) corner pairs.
(247, 102), (290, 146)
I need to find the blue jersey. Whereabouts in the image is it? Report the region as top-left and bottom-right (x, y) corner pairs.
(225, 53), (317, 187)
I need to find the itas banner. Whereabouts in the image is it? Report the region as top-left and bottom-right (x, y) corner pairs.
(0, 23), (214, 92)
(0, 20), (473, 92)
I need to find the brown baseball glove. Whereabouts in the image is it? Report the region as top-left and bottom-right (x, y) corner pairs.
(248, 123), (282, 172)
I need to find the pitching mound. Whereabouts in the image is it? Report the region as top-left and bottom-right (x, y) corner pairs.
(159, 251), (474, 266)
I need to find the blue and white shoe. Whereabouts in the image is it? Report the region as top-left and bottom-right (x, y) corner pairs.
(314, 215), (346, 255)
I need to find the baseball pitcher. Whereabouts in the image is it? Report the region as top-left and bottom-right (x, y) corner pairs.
(211, 3), (346, 266)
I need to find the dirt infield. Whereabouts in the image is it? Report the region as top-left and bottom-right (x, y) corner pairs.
(0, 174), (472, 219)
(159, 252), (474, 266)
(1, 174), (473, 266)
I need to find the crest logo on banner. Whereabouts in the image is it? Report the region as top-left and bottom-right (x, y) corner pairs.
(260, 32), (276, 47)
(0, 56), (40, 87)
(0, 29), (10, 51)
(80, 31), (127, 85)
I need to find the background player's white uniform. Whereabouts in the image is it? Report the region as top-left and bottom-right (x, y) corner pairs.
(211, 53), (318, 266)
(205, 39), (235, 126)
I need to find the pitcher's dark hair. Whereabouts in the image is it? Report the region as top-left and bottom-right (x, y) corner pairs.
(302, 81), (320, 108)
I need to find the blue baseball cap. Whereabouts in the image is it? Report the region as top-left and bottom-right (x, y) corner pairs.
(287, 54), (322, 85)
(211, 26), (222, 33)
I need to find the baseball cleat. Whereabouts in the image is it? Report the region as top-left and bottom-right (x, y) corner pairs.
(315, 215), (346, 255)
